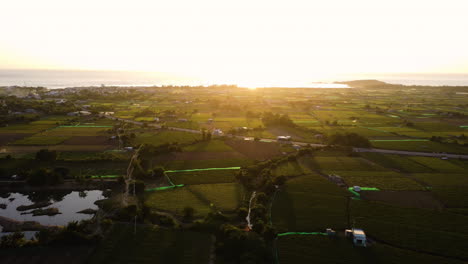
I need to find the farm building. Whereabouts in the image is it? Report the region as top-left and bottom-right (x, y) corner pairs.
(67, 111), (91, 116)
(352, 229), (367, 247)
(277, 136), (292, 142)
(346, 228), (367, 247)
(212, 129), (224, 136)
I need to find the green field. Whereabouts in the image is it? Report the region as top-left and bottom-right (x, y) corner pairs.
(277, 235), (464, 264)
(12, 135), (70, 145)
(272, 172), (349, 232)
(145, 187), (211, 216)
(311, 156), (388, 171)
(187, 183), (244, 212)
(182, 140), (234, 152)
(134, 131), (200, 146)
(89, 224), (212, 264)
(360, 153), (433, 173)
(170, 170), (237, 185)
(350, 200), (468, 259)
(331, 171), (424, 190)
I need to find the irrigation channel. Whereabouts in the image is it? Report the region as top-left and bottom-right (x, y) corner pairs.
(245, 191), (257, 230)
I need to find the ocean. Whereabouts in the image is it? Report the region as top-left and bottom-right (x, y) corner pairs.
(0, 69), (468, 89)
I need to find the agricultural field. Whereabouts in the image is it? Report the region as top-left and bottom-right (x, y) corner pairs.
(89, 224), (212, 264)
(1, 84), (467, 263)
(331, 171), (424, 190)
(145, 187), (212, 217)
(277, 235), (464, 264)
(272, 172), (349, 232)
(134, 131), (200, 146)
(169, 170), (238, 185)
(350, 200), (468, 260)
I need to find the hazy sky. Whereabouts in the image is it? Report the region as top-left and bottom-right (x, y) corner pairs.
(1, 0), (467, 85)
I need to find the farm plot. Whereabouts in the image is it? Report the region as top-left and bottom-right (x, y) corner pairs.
(44, 126), (111, 137)
(411, 173), (468, 208)
(89, 224), (212, 264)
(187, 183), (244, 212)
(169, 170), (237, 185)
(277, 235), (464, 264)
(0, 133), (34, 146)
(272, 172), (349, 232)
(12, 135), (69, 145)
(273, 160), (312, 177)
(408, 157), (466, 173)
(182, 140), (234, 152)
(144, 187), (211, 217)
(311, 156), (388, 172)
(160, 158), (253, 170)
(134, 131), (200, 146)
(359, 153), (433, 173)
(331, 171), (424, 191)
(350, 200), (468, 260)
(225, 139), (282, 160)
(371, 140), (468, 154)
(360, 191), (443, 209)
(0, 123), (55, 134)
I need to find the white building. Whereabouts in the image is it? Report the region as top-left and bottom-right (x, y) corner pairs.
(352, 229), (367, 247)
(212, 129), (224, 136)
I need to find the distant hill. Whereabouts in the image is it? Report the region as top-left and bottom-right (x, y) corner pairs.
(335, 80), (389, 88)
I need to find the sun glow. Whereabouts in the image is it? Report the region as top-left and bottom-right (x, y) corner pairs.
(1, 0), (468, 86)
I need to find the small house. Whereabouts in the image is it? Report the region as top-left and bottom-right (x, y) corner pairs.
(277, 136), (292, 144)
(212, 129), (224, 136)
(352, 229), (367, 247)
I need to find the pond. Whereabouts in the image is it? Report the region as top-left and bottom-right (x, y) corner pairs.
(0, 190), (104, 227)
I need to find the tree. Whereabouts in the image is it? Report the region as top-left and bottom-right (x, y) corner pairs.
(150, 167), (165, 179)
(237, 207), (248, 219)
(27, 168), (63, 186)
(182, 206), (195, 222)
(35, 149), (57, 162)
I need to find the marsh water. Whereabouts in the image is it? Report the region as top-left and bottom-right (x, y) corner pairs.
(0, 190), (104, 228)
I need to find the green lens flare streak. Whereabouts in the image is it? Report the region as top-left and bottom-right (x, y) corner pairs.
(165, 167), (241, 173)
(90, 175), (120, 179)
(347, 187), (380, 198)
(277, 232), (328, 237)
(145, 184), (185, 192)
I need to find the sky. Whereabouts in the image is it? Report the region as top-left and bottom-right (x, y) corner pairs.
(1, 0), (468, 86)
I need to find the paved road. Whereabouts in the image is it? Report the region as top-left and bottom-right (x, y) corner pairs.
(105, 116), (468, 159)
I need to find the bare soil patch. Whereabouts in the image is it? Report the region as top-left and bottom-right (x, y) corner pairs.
(226, 139), (282, 160)
(0, 133), (33, 146)
(361, 190), (444, 209)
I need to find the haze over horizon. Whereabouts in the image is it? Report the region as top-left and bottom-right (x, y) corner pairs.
(1, 0), (468, 87)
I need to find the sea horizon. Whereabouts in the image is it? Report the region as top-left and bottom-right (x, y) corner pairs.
(1, 69), (468, 89)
